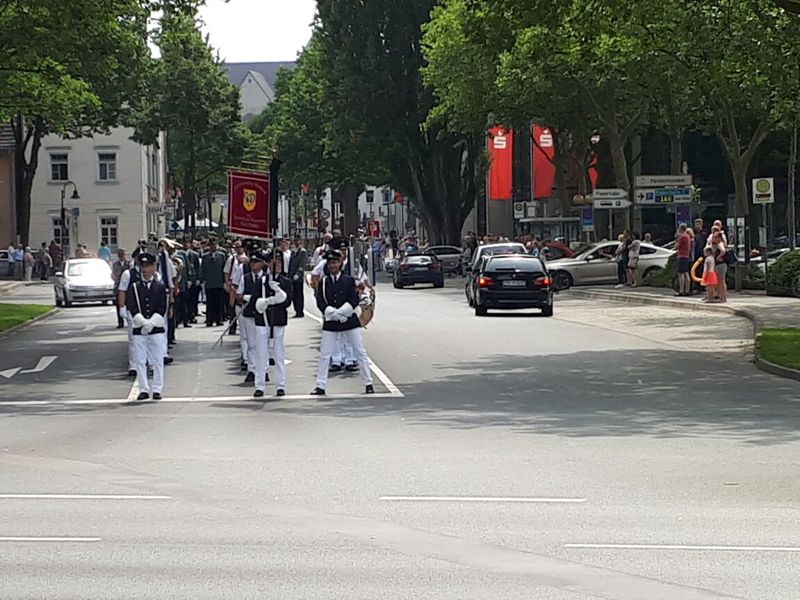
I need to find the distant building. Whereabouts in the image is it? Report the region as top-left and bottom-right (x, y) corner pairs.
(224, 62), (296, 123)
(28, 128), (167, 256)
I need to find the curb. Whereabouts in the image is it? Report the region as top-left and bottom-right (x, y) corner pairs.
(0, 307), (60, 340)
(0, 282), (22, 296)
(753, 357), (800, 382)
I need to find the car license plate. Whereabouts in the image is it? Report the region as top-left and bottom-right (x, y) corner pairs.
(502, 280), (527, 288)
(413, 267), (428, 271)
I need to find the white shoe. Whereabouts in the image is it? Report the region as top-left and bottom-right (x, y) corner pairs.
(614, 284), (625, 289)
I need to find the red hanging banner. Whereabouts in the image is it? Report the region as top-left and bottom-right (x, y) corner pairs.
(228, 170), (271, 238)
(531, 124), (556, 199)
(487, 127), (513, 201)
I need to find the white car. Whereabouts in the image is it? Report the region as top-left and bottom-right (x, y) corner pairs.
(54, 258), (116, 307)
(547, 242), (674, 289)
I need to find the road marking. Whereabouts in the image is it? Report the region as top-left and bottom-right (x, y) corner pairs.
(0, 537), (100, 543)
(19, 355), (57, 374)
(127, 379), (140, 402)
(305, 311), (403, 398)
(0, 392), (401, 407)
(0, 367), (21, 379)
(379, 496), (588, 504)
(564, 543), (800, 553)
(0, 494), (171, 500)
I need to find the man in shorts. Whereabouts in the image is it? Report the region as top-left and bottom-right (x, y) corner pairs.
(676, 223), (692, 296)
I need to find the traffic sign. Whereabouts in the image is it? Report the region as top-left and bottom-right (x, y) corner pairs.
(752, 177), (775, 205)
(581, 207), (595, 232)
(635, 187), (692, 204)
(319, 208), (331, 219)
(635, 175), (692, 188)
(513, 202), (525, 219)
(592, 188), (628, 201)
(593, 198), (632, 209)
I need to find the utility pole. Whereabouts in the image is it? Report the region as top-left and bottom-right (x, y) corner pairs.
(789, 115), (798, 250)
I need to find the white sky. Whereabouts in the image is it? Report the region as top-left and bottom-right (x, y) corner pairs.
(198, 0), (316, 62)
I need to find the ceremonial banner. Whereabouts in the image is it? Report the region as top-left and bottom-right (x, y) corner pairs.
(228, 170), (270, 237)
(488, 127), (513, 201)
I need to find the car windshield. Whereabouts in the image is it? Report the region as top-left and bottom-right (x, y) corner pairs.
(67, 261), (110, 278)
(481, 245), (524, 257)
(487, 257), (544, 272)
(429, 246), (460, 255)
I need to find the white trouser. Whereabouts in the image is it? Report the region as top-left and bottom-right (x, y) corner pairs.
(270, 326), (286, 389)
(243, 317), (269, 391)
(237, 308), (249, 362)
(131, 332), (166, 394)
(126, 312), (135, 370)
(316, 328), (372, 389)
(342, 334), (356, 364)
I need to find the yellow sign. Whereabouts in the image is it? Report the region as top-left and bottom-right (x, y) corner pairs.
(243, 189), (257, 212)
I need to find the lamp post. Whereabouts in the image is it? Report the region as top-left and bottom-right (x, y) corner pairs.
(60, 181), (80, 254)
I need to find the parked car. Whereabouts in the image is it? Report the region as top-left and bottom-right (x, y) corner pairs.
(54, 258), (116, 307)
(470, 254), (554, 317)
(427, 245), (463, 274)
(753, 248), (792, 274)
(542, 242), (575, 260)
(547, 242), (673, 289)
(393, 254), (445, 288)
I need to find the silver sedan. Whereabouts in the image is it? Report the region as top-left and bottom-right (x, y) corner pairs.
(547, 242), (674, 289)
(54, 258), (116, 307)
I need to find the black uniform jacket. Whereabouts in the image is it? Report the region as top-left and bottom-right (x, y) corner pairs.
(315, 272), (360, 332)
(126, 279), (167, 335)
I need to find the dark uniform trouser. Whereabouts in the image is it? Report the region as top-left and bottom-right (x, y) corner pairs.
(292, 278), (304, 316)
(206, 287), (225, 324)
(187, 284), (200, 319)
(115, 289), (123, 327)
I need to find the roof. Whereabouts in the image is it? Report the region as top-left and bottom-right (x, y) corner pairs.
(224, 62), (296, 89)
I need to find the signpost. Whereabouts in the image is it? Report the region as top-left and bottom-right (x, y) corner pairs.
(513, 202), (525, 219)
(753, 178), (775, 293)
(593, 197), (631, 240)
(635, 175), (692, 188)
(580, 207), (594, 234)
(592, 188), (628, 201)
(635, 188), (692, 204)
(675, 205), (691, 229)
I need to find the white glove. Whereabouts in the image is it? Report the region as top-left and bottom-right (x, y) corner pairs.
(243, 294), (251, 304)
(337, 312), (349, 323)
(338, 302), (355, 319)
(269, 281), (287, 304)
(132, 313), (146, 329)
(255, 297), (270, 314)
(293, 274), (300, 281)
(118, 307), (127, 320)
(268, 280), (281, 292)
(360, 294), (373, 307)
(141, 322), (154, 335)
(149, 313), (166, 329)
(324, 306), (338, 322)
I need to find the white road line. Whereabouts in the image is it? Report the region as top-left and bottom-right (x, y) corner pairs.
(380, 496), (588, 504)
(305, 311), (404, 398)
(0, 392), (401, 407)
(0, 494), (171, 500)
(19, 355), (57, 374)
(126, 379), (140, 402)
(564, 543), (800, 553)
(0, 537), (101, 543)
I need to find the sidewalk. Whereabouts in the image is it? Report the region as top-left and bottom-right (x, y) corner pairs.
(0, 280), (51, 297)
(566, 286), (800, 330)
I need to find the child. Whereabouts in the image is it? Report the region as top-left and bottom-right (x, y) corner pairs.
(701, 246), (719, 302)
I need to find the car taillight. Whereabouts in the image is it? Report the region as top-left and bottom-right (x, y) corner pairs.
(400, 264), (410, 271)
(478, 276), (493, 288)
(432, 262), (442, 271)
(535, 276), (552, 287)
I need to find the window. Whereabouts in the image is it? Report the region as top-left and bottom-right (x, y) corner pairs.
(52, 217), (69, 248)
(99, 217), (118, 248)
(98, 152), (117, 181)
(486, 256), (544, 273)
(50, 153), (69, 181)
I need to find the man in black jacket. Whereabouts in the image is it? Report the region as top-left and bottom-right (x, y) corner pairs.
(311, 250), (374, 396)
(126, 253), (168, 401)
(266, 249), (293, 396)
(288, 236), (308, 318)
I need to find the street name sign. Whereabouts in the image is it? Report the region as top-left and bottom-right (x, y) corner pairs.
(592, 188), (628, 201)
(635, 175), (692, 188)
(593, 198), (632, 209)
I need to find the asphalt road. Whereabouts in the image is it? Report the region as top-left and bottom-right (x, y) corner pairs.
(0, 279), (798, 599)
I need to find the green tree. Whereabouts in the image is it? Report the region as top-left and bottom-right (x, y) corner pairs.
(315, 0), (483, 243)
(0, 0), (153, 244)
(137, 9), (248, 233)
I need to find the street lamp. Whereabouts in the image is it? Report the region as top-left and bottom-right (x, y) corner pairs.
(60, 181), (80, 250)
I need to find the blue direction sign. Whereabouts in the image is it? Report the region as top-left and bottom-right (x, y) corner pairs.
(581, 207), (594, 232)
(635, 187), (692, 204)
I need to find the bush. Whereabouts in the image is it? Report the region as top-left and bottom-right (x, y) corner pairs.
(642, 255), (677, 287)
(642, 254), (767, 290)
(767, 250), (800, 296)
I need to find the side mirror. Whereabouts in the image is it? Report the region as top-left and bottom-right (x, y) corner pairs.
(55, 271), (63, 277)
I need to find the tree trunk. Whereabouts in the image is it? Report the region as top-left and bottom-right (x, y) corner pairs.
(669, 128), (684, 175)
(12, 115), (44, 247)
(607, 131), (631, 230)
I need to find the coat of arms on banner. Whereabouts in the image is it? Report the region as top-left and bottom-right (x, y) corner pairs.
(243, 189), (257, 212)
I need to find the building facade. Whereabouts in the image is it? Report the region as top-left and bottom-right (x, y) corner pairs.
(0, 125), (15, 249)
(225, 62), (295, 123)
(29, 128), (167, 257)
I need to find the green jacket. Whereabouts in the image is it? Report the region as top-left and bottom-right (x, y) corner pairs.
(200, 250), (227, 288)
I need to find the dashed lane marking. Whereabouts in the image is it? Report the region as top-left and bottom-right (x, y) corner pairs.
(380, 496), (588, 504)
(564, 543), (800, 553)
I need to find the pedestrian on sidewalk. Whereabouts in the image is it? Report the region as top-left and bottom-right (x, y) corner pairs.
(23, 246), (34, 281)
(614, 232), (629, 288)
(712, 231), (728, 303)
(97, 241), (112, 263)
(627, 233), (641, 287)
(676, 224), (692, 296)
(701, 246), (719, 302)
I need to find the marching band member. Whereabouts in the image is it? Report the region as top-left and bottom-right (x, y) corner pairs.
(230, 251), (251, 372)
(265, 249), (293, 396)
(311, 250), (374, 396)
(237, 251), (287, 397)
(126, 253), (168, 401)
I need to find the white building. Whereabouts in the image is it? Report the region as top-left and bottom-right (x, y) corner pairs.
(224, 62), (296, 123)
(29, 128), (168, 257)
